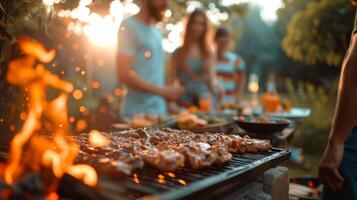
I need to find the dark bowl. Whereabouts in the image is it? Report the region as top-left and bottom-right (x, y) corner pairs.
(234, 117), (290, 134)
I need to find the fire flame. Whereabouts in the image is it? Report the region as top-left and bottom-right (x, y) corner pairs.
(5, 38), (98, 190)
(88, 130), (109, 148)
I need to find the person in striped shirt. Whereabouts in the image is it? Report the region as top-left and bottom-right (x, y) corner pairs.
(214, 27), (246, 104)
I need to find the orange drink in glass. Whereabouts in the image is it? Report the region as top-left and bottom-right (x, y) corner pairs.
(199, 93), (212, 112)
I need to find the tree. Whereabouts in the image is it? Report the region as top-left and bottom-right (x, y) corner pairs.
(234, 6), (282, 89)
(281, 0), (355, 66)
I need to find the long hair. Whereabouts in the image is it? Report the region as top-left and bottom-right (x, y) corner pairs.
(177, 9), (211, 76)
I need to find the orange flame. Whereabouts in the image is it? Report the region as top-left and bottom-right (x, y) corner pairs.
(67, 165), (98, 187)
(5, 38), (98, 189)
(18, 38), (56, 63)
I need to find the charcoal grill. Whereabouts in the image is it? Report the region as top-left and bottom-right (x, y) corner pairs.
(0, 135), (290, 200)
(101, 148), (290, 200)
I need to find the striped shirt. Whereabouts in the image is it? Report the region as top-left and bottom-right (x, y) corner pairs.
(216, 52), (246, 103)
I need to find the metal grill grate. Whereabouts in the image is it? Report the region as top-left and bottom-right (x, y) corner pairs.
(101, 148), (290, 200)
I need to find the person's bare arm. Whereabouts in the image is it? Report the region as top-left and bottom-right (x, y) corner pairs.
(206, 54), (225, 102)
(234, 57), (246, 102)
(204, 53), (217, 92)
(166, 53), (181, 114)
(329, 34), (357, 143)
(236, 70), (246, 101)
(117, 53), (184, 101)
(319, 34), (357, 191)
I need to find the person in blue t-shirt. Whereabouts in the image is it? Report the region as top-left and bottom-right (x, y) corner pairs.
(319, 2), (357, 199)
(214, 27), (246, 104)
(117, 0), (184, 116)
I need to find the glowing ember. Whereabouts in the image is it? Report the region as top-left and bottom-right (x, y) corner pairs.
(72, 89), (83, 100)
(5, 38), (98, 189)
(91, 81), (101, 89)
(157, 174), (166, 184)
(178, 179), (187, 186)
(69, 116), (75, 123)
(158, 178), (165, 184)
(167, 172), (175, 178)
(133, 173), (140, 184)
(133, 177), (140, 184)
(88, 130), (110, 148)
(76, 119), (87, 132)
(79, 106), (87, 113)
(19, 112), (27, 121)
(114, 88), (122, 96)
(9, 125), (16, 132)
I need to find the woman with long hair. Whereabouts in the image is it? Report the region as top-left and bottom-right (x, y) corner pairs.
(169, 9), (222, 109)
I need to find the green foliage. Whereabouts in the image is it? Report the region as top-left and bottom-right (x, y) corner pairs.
(0, 0), (52, 54)
(281, 0), (355, 66)
(234, 6), (284, 89)
(285, 78), (337, 154)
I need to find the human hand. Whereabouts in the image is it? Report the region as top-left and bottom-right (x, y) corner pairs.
(160, 85), (185, 101)
(213, 82), (225, 102)
(318, 140), (344, 191)
(167, 101), (181, 114)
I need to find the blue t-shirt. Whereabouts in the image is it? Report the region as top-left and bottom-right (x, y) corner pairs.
(173, 48), (209, 105)
(117, 16), (166, 116)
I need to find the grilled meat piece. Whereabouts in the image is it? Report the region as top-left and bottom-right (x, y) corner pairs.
(112, 153), (144, 175)
(243, 138), (272, 153)
(211, 145), (233, 164)
(227, 135), (271, 153)
(141, 149), (185, 171)
(175, 143), (218, 169)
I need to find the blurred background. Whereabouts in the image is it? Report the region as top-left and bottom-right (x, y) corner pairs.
(0, 0), (354, 178)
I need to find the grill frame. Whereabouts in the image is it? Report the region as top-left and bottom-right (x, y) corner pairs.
(0, 137), (290, 200)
